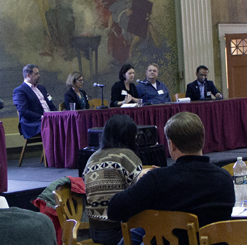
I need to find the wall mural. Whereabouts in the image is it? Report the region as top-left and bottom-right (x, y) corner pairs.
(0, 0), (178, 118)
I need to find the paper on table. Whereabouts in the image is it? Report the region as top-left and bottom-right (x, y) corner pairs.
(177, 98), (191, 103)
(121, 103), (138, 108)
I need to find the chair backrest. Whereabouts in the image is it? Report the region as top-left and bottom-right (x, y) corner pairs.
(54, 185), (100, 245)
(121, 210), (199, 245)
(62, 219), (79, 245)
(222, 163), (234, 176)
(53, 184), (85, 228)
(88, 99), (108, 109)
(222, 161), (247, 176)
(59, 102), (66, 111)
(199, 219), (247, 245)
(172, 93), (185, 102)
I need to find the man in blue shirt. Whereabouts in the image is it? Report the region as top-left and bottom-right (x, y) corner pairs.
(186, 65), (222, 101)
(136, 63), (171, 104)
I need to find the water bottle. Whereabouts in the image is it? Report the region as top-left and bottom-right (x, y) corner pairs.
(233, 157), (247, 207)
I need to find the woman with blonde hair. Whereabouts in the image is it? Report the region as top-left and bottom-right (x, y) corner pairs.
(64, 71), (89, 110)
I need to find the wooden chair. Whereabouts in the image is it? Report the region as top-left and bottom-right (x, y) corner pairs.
(17, 111), (47, 167)
(53, 184), (101, 245)
(199, 219), (247, 245)
(19, 135), (47, 167)
(88, 99), (108, 109)
(121, 210), (199, 245)
(222, 161), (247, 176)
(59, 102), (66, 111)
(63, 219), (99, 245)
(172, 93), (185, 102)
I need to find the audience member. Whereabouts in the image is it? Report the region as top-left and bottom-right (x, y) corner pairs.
(110, 64), (140, 107)
(108, 112), (235, 245)
(82, 114), (142, 245)
(0, 99), (4, 109)
(0, 205), (57, 245)
(13, 64), (57, 139)
(136, 63), (171, 104)
(186, 65), (222, 101)
(64, 71), (89, 110)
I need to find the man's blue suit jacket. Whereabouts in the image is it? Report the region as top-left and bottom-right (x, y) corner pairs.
(185, 80), (220, 101)
(13, 83), (57, 139)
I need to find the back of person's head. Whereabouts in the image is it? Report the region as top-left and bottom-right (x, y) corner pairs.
(23, 64), (38, 78)
(196, 65), (208, 73)
(100, 114), (137, 151)
(164, 112), (205, 153)
(119, 64), (134, 81)
(66, 71), (83, 87)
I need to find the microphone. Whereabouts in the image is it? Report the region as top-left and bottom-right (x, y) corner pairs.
(93, 83), (106, 87)
(136, 79), (148, 85)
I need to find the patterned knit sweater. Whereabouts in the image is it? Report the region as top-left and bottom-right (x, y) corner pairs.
(82, 148), (142, 222)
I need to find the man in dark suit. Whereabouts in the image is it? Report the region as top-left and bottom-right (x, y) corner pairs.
(186, 65), (222, 101)
(0, 99), (4, 109)
(13, 64), (57, 139)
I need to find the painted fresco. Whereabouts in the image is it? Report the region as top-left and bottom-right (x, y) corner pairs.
(0, 0), (178, 118)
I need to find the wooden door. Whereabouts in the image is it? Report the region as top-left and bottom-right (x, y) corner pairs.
(226, 33), (247, 98)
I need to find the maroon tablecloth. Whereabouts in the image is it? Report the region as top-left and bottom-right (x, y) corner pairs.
(41, 98), (247, 168)
(0, 122), (7, 192)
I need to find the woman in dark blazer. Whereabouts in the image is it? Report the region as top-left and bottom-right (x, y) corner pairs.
(64, 71), (89, 110)
(110, 64), (140, 107)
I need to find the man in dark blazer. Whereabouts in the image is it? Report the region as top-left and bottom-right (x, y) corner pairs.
(186, 65), (222, 101)
(13, 64), (57, 139)
(0, 99), (4, 109)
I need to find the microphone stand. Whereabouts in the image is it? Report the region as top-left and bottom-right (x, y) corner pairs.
(96, 87), (109, 109)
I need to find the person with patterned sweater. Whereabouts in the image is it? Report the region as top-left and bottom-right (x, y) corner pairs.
(82, 114), (142, 245)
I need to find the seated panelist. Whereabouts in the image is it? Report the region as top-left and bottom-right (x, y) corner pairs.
(136, 63), (171, 104)
(186, 65), (222, 101)
(64, 72), (89, 110)
(13, 64), (57, 139)
(110, 64), (140, 107)
(0, 99), (4, 109)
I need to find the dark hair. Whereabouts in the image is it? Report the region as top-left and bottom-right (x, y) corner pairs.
(164, 112), (205, 153)
(196, 65), (208, 73)
(66, 71), (83, 87)
(100, 114), (137, 151)
(119, 64), (134, 81)
(23, 64), (39, 78)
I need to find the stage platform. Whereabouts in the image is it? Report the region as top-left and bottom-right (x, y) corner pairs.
(1, 147), (247, 211)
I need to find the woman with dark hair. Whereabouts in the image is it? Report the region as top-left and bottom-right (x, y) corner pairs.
(64, 71), (89, 110)
(82, 114), (142, 245)
(110, 64), (140, 107)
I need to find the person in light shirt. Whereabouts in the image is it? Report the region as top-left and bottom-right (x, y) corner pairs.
(13, 64), (57, 139)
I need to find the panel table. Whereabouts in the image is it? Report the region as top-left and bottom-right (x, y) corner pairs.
(41, 98), (247, 168)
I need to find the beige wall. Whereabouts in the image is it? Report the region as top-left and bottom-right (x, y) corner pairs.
(211, 0), (247, 89)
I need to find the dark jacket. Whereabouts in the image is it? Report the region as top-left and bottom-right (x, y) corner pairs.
(110, 81), (140, 107)
(108, 155), (235, 228)
(186, 80), (220, 101)
(13, 83), (57, 139)
(64, 88), (89, 110)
